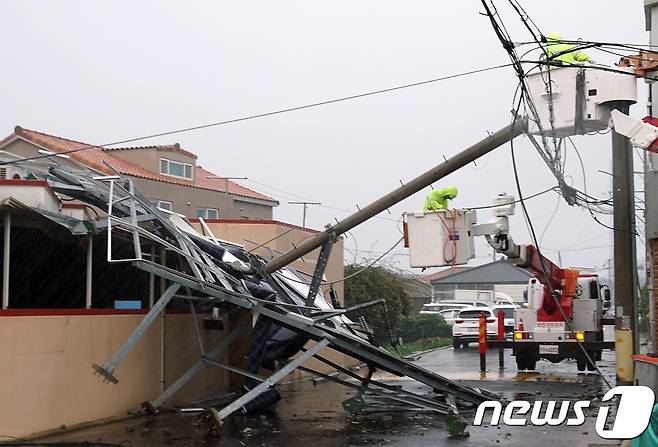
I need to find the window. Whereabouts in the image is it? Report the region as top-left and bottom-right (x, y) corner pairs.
(156, 200), (173, 211)
(458, 309), (492, 319)
(197, 208), (219, 219)
(160, 158), (193, 180)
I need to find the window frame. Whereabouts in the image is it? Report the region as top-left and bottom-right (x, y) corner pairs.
(197, 207), (219, 220)
(156, 200), (173, 212)
(159, 157), (193, 180)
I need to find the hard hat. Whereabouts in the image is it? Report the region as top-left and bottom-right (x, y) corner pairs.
(442, 185), (458, 199)
(546, 32), (561, 42)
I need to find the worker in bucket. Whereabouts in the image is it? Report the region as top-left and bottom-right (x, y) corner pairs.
(545, 32), (590, 65)
(423, 185), (458, 211)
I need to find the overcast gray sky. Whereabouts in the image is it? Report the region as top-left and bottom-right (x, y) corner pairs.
(0, 1), (649, 278)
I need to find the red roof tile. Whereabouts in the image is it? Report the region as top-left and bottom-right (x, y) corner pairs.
(0, 126), (278, 204)
(103, 143), (198, 160)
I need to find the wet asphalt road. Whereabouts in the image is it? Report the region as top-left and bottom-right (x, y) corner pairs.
(39, 345), (621, 447)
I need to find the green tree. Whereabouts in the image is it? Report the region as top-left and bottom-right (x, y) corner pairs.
(344, 264), (410, 337)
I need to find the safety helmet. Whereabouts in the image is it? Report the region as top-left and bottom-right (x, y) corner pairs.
(546, 32), (561, 42)
(442, 185), (458, 200)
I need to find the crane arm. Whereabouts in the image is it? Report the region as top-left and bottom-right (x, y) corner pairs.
(483, 232), (575, 320)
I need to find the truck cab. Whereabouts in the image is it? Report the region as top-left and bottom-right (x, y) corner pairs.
(513, 274), (612, 371)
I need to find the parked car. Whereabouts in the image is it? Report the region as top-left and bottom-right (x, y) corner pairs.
(436, 308), (461, 326)
(452, 307), (498, 349)
(420, 300), (491, 315)
(491, 304), (518, 333)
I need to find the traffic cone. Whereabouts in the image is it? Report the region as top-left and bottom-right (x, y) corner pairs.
(518, 317), (524, 332)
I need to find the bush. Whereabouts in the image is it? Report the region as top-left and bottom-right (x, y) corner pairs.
(397, 313), (451, 343)
(344, 264), (410, 336)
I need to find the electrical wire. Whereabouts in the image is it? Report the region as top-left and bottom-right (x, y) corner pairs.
(245, 178), (400, 223)
(463, 186), (558, 210)
(567, 137), (638, 235)
(514, 39), (658, 51)
(325, 236), (405, 285)
(0, 63), (514, 167)
(539, 193), (561, 246)
(280, 236), (404, 287)
(484, 1), (612, 387)
(521, 59), (658, 82)
(511, 116), (612, 389)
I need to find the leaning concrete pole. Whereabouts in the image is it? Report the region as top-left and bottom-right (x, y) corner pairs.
(264, 117), (528, 273)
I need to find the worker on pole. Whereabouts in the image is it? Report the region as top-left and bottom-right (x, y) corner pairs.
(423, 185), (458, 211)
(545, 32), (590, 64)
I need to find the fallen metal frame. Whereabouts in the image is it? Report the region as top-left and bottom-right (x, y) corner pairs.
(133, 260), (496, 407)
(10, 160), (499, 425)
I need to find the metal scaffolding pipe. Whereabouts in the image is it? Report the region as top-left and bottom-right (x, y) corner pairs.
(85, 235), (93, 309)
(2, 212), (9, 309)
(264, 118), (527, 273)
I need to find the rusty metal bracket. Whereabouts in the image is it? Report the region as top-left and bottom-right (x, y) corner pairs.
(619, 51), (658, 78)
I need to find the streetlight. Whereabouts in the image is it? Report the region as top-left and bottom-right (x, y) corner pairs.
(206, 176), (248, 218)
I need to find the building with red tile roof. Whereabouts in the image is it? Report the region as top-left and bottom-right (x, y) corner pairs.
(0, 126), (278, 219)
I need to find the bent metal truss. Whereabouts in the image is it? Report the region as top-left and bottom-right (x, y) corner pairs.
(5, 151), (505, 426)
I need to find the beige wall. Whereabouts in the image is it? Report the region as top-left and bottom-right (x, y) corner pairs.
(109, 148), (161, 177)
(0, 312), (230, 438)
(133, 177), (273, 220)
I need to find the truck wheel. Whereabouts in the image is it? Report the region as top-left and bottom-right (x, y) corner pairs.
(526, 358), (537, 371)
(516, 354), (527, 370)
(577, 357), (586, 372)
(453, 339), (460, 350)
(586, 356), (596, 372)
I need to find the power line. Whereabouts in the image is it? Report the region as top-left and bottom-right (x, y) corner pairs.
(282, 236), (405, 286)
(521, 59), (658, 82)
(245, 178), (401, 223)
(1, 63), (514, 167)
(463, 186), (557, 210)
(483, 1), (612, 387)
(543, 244), (612, 254)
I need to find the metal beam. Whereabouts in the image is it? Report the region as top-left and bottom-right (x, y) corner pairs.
(305, 232), (335, 306)
(189, 300), (205, 356)
(203, 358), (264, 382)
(210, 339), (330, 424)
(92, 283), (180, 384)
(85, 235), (93, 309)
(2, 212), (10, 309)
(311, 298), (385, 321)
(148, 321), (250, 409)
(264, 118), (527, 273)
(310, 351), (454, 411)
(298, 366), (450, 414)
